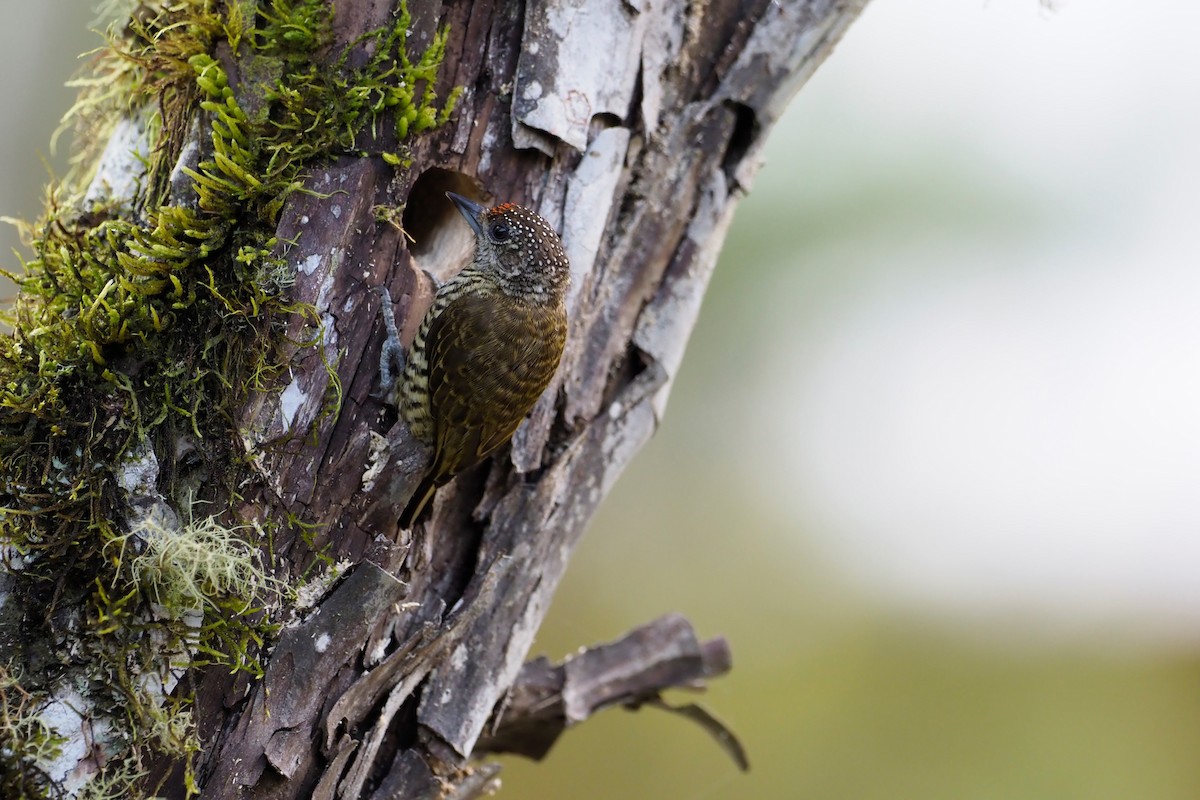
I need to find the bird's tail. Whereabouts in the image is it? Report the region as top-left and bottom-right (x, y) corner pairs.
(399, 475), (438, 529)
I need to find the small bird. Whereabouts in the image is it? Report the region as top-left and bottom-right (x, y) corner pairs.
(396, 191), (570, 528)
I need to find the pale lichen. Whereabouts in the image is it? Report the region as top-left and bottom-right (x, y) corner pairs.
(127, 511), (281, 616)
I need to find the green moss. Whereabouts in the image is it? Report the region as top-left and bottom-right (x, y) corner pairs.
(0, 0), (460, 795)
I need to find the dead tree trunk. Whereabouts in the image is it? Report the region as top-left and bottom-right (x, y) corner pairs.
(0, 1), (866, 798)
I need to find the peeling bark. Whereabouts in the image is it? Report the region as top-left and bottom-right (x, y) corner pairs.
(14, 0), (869, 796)
(205, 0), (868, 795)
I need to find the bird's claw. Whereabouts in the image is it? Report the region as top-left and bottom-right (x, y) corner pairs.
(375, 286), (405, 404)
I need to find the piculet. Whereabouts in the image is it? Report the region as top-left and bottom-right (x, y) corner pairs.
(395, 191), (569, 528)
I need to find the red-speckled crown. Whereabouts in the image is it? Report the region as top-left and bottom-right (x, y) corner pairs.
(485, 202), (519, 217)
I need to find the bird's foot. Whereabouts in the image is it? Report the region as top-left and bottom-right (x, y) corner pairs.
(374, 285), (405, 404)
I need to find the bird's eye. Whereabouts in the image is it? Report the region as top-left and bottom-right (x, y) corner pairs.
(490, 222), (512, 242)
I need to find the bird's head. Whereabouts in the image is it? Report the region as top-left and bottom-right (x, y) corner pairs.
(447, 192), (570, 300)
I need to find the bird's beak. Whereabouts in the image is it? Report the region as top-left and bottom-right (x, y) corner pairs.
(446, 192), (486, 237)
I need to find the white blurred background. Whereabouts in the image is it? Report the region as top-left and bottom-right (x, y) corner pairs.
(765, 0), (1200, 644)
(3, 1), (1198, 797)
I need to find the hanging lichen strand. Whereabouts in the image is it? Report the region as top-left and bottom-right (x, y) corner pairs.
(0, 1), (459, 795)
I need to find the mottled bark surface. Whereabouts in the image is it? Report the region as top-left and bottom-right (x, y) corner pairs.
(163, 0), (867, 797)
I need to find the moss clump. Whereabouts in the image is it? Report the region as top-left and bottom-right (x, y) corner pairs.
(0, 0), (460, 795)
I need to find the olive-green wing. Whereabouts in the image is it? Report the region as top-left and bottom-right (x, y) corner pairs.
(423, 290), (566, 485)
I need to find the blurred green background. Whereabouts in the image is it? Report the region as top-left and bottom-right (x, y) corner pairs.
(4, 2), (1199, 798)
